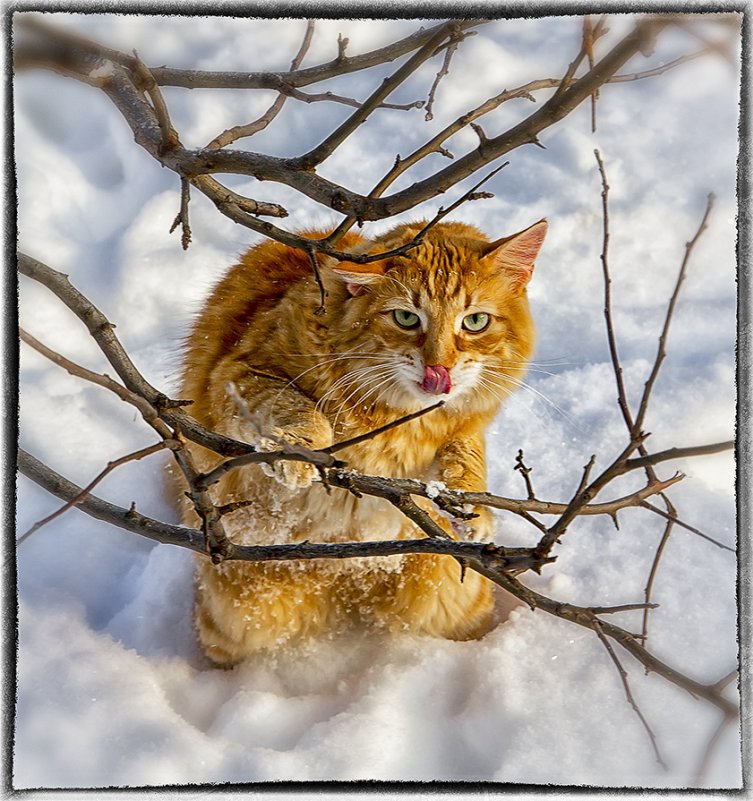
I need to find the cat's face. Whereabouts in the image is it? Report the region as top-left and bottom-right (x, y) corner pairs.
(325, 220), (546, 415)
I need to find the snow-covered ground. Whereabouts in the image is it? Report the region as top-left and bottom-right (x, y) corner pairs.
(13, 12), (742, 794)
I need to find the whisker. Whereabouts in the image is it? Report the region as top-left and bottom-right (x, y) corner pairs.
(332, 366), (402, 430)
(315, 362), (397, 412)
(476, 375), (512, 404)
(269, 349), (390, 410)
(483, 369), (584, 433)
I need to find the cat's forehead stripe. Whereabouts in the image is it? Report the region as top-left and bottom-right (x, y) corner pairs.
(407, 240), (467, 298)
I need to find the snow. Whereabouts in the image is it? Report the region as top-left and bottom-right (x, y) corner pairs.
(12, 11), (742, 796)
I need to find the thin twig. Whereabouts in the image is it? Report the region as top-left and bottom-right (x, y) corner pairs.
(640, 502), (734, 552)
(633, 193), (716, 437)
(595, 149), (633, 428)
(575, 454), (597, 496)
(19, 326), (157, 422)
(324, 401), (446, 455)
(18, 441), (169, 545)
(623, 440), (734, 471)
(640, 494), (677, 645)
(169, 176), (192, 249)
(424, 28), (464, 121)
(693, 711), (737, 786)
(610, 48), (712, 82)
(589, 603), (659, 615)
(514, 449), (536, 500)
(206, 20), (316, 150)
(593, 619), (667, 768)
(285, 85), (424, 111)
(130, 49), (176, 152)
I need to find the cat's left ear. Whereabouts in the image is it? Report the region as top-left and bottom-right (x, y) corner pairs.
(480, 219), (548, 288)
(332, 261), (388, 297)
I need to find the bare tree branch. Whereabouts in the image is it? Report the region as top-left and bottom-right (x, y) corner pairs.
(15, 15), (672, 237)
(18, 441), (170, 545)
(640, 501), (735, 552)
(593, 619), (667, 767)
(633, 193), (716, 437)
(15, 447), (738, 721)
(206, 20), (316, 150)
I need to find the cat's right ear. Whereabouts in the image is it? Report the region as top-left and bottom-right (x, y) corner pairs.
(480, 219), (548, 288)
(332, 261), (387, 297)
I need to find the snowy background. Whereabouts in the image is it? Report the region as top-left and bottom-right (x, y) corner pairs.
(13, 11), (741, 794)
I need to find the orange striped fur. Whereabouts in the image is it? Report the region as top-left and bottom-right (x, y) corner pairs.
(178, 219), (546, 665)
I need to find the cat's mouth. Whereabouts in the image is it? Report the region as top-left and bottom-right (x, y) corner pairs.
(419, 364), (452, 395)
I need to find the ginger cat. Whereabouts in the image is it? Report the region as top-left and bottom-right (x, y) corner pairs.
(178, 218), (547, 666)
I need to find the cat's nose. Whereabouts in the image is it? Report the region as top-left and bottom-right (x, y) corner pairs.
(421, 364), (452, 394)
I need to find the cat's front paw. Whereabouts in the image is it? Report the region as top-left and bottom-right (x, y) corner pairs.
(260, 458), (321, 490)
(258, 425), (332, 491)
(451, 505), (494, 541)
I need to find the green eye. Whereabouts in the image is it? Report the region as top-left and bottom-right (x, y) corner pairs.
(393, 309), (421, 329)
(462, 312), (490, 333)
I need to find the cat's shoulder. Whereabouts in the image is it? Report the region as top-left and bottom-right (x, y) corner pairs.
(239, 228), (367, 275)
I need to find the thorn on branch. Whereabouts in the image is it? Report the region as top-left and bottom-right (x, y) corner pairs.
(337, 33), (349, 62)
(470, 122), (488, 146)
(514, 449), (536, 501)
(466, 191), (494, 202)
(169, 177), (192, 250)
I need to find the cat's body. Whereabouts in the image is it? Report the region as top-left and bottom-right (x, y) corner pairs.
(178, 219), (546, 665)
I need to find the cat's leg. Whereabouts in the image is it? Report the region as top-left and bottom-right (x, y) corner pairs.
(434, 433), (495, 542)
(194, 558), (345, 665)
(371, 550), (494, 641)
(190, 369), (343, 664)
(209, 365), (335, 490)
(370, 431), (496, 640)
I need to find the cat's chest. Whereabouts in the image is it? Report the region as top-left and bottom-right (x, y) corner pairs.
(334, 426), (442, 480)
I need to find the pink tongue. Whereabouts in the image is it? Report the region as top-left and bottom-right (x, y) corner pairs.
(421, 364), (452, 395)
